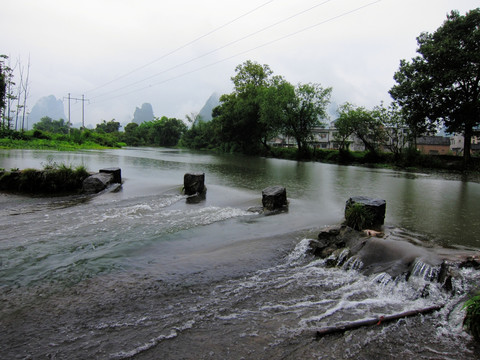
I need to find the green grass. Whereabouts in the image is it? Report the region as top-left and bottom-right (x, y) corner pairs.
(0, 161), (91, 194)
(0, 138), (116, 150)
(344, 203), (375, 230)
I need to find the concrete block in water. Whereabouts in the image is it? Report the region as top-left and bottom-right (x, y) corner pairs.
(184, 173), (205, 195)
(83, 172), (114, 194)
(99, 167), (122, 184)
(262, 186), (287, 211)
(345, 196), (386, 227)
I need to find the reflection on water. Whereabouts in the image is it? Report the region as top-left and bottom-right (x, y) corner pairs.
(1, 147), (479, 248)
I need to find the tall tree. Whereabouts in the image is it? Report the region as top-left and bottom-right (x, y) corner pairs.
(335, 103), (385, 155)
(214, 60), (274, 153)
(259, 75), (293, 148)
(373, 102), (409, 156)
(283, 83), (331, 156)
(95, 119), (121, 133)
(0, 55), (7, 123)
(0, 55), (16, 130)
(151, 117), (187, 147)
(390, 8), (480, 166)
(33, 116), (69, 134)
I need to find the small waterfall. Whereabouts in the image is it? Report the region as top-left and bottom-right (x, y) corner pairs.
(409, 259), (440, 282)
(337, 248), (351, 265)
(342, 255), (364, 271)
(371, 272), (393, 286)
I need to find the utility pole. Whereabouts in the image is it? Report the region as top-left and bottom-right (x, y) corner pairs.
(67, 93), (71, 133)
(64, 94), (89, 130)
(81, 94), (85, 129)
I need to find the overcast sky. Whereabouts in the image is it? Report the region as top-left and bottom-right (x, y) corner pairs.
(2, 0), (479, 127)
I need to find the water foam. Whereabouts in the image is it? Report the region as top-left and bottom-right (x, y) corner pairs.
(110, 319), (196, 359)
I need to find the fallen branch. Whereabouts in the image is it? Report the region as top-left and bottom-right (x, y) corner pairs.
(316, 304), (444, 338)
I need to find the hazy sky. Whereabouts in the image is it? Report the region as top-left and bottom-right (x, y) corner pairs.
(2, 0), (479, 127)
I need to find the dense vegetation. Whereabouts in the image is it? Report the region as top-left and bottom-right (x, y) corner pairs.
(0, 115), (188, 150)
(390, 8), (480, 166)
(181, 60), (332, 157)
(0, 160), (90, 194)
(0, 8), (478, 172)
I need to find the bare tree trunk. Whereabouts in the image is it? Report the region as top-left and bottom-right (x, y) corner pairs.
(14, 57), (23, 131)
(316, 304), (444, 338)
(21, 56), (30, 131)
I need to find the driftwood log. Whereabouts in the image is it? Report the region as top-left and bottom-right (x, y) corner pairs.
(316, 304), (444, 338)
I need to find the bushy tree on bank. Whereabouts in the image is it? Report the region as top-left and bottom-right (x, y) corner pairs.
(334, 103), (385, 155)
(390, 8), (480, 167)
(121, 116), (187, 147)
(188, 60), (332, 156)
(95, 119), (121, 133)
(33, 116), (70, 134)
(213, 61), (275, 154)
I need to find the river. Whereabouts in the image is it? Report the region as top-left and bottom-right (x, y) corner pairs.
(0, 147), (479, 359)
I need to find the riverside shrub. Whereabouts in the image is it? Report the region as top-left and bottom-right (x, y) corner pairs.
(463, 294), (480, 341)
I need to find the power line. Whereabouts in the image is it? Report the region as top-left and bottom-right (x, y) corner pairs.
(90, 0), (383, 104)
(89, 0), (335, 102)
(86, 0), (276, 95)
(64, 93), (89, 128)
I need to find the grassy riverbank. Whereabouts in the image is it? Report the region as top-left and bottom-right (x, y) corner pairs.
(0, 138), (121, 151)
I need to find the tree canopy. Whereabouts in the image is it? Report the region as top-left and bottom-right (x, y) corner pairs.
(335, 103), (385, 155)
(390, 8), (480, 166)
(211, 60), (331, 155)
(33, 117), (70, 134)
(95, 119), (121, 133)
(121, 116), (187, 147)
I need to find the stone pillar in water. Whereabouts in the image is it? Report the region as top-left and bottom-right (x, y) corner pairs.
(184, 173), (205, 195)
(345, 196), (386, 227)
(99, 167), (122, 184)
(262, 186), (287, 211)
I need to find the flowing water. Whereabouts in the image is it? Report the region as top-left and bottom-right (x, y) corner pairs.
(1, 148), (479, 359)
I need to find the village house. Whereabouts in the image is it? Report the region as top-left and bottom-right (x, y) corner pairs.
(416, 136), (451, 155)
(450, 133), (480, 156)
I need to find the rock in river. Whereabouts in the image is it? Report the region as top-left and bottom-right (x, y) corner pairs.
(262, 186), (287, 211)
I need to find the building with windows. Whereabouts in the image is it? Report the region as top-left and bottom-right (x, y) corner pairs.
(416, 136), (451, 155)
(450, 133), (480, 156)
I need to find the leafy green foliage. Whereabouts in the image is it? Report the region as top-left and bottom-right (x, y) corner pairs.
(0, 55), (7, 117)
(197, 60), (331, 156)
(282, 83), (332, 157)
(95, 119), (121, 133)
(335, 103), (386, 155)
(463, 293), (480, 341)
(179, 119), (219, 150)
(33, 117), (70, 134)
(121, 117), (187, 147)
(390, 8), (480, 166)
(345, 203), (375, 230)
(373, 102), (410, 157)
(0, 162), (90, 194)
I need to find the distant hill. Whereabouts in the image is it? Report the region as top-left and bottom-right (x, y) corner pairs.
(133, 103), (154, 124)
(196, 93), (220, 124)
(28, 95), (66, 128)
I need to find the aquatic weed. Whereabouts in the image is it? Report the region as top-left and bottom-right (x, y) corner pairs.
(344, 203), (375, 230)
